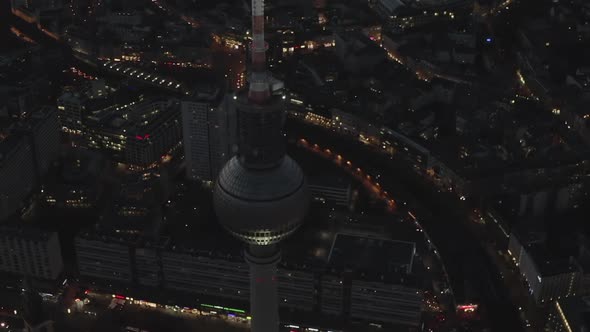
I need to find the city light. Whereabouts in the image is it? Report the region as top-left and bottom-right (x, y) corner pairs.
(457, 304), (478, 313)
(4, 1), (586, 331)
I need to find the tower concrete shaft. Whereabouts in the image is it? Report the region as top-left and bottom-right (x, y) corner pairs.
(248, 0), (270, 103)
(245, 244), (280, 332)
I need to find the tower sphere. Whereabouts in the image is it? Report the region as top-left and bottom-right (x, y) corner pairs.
(213, 155), (309, 246)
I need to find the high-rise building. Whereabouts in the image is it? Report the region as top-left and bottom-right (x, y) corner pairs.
(58, 91), (183, 168)
(1, 51), (51, 118)
(508, 232), (581, 304)
(0, 227), (64, 280)
(0, 108), (60, 221)
(121, 98), (183, 168)
(0, 133), (36, 221)
(57, 92), (86, 135)
(212, 0), (310, 331)
(182, 88), (236, 183)
(75, 232), (135, 283)
(17, 108), (61, 180)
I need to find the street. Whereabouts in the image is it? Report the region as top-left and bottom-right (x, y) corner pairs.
(286, 118), (525, 331)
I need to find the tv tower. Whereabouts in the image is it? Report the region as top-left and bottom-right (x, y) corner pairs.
(212, 0), (309, 331)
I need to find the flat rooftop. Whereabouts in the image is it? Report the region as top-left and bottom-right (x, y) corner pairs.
(308, 175), (351, 188)
(0, 134), (25, 163)
(328, 233), (416, 279)
(526, 243), (579, 277)
(0, 225), (56, 241)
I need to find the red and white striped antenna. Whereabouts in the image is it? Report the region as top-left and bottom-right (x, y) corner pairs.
(248, 0), (271, 103)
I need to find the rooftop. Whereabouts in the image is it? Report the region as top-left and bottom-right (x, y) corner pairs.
(525, 243), (579, 277)
(328, 233), (416, 281)
(0, 133), (26, 163)
(76, 229), (140, 246)
(308, 175), (351, 189)
(0, 225), (56, 241)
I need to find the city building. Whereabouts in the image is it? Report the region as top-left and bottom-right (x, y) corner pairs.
(380, 127), (432, 172)
(349, 280), (423, 326)
(546, 297), (590, 332)
(277, 268), (316, 312)
(508, 232), (581, 304)
(0, 107), (60, 221)
(3, 0), (588, 331)
(320, 275), (344, 315)
(58, 89), (183, 168)
(308, 176), (353, 207)
(0, 134), (35, 221)
(56, 91), (87, 135)
(331, 108), (381, 142)
(16, 107), (61, 180)
(75, 232), (136, 283)
(161, 248), (250, 300)
(334, 30), (386, 73)
(113, 173), (164, 218)
(1, 45), (57, 118)
(327, 233), (423, 327)
(182, 87), (235, 183)
(516, 184), (583, 218)
(69, 166), (431, 330)
(73, 226), (424, 329)
(121, 98), (183, 168)
(0, 226), (64, 280)
(134, 237), (169, 288)
(76, 230), (317, 313)
(86, 96), (182, 168)
(42, 149), (106, 210)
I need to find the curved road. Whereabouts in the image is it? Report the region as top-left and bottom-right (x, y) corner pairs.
(285, 119), (523, 332)
(8, 11), (523, 332)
